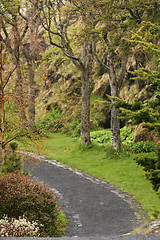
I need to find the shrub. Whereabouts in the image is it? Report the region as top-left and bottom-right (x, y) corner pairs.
(134, 146), (160, 195)
(90, 130), (110, 144)
(120, 127), (134, 147)
(0, 215), (40, 237)
(131, 141), (156, 153)
(0, 171), (67, 237)
(1, 142), (23, 174)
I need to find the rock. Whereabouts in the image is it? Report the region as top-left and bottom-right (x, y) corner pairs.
(149, 221), (160, 233)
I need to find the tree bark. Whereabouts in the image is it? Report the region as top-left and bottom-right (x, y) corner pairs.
(81, 69), (91, 146)
(80, 42), (93, 146)
(27, 59), (36, 127)
(109, 53), (121, 150)
(108, 53), (128, 150)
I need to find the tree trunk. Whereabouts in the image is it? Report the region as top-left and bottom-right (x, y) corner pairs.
(111, 107), (121, 150)
(109, 53), (121, 150)
(80, 42), (93, 146)
(81, 69), (91, 146)
(108, 53), (127, 150)
(27, 59), (36, 127)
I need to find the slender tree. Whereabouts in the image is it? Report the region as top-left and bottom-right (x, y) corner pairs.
(0, 0), (29, 126)
(22, 3), (42, 127)
(0, 19), (18, 161)
(32, 0), (95, 146)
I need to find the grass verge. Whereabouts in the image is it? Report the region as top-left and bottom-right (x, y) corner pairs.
(19, 131), (160, 221)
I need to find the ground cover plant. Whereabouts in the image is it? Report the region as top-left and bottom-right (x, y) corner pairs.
(0, 171), (68, 237)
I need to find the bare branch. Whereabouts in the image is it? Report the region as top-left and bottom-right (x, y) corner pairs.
(20, 24), (29, 42)
(3, 63), (18, 88)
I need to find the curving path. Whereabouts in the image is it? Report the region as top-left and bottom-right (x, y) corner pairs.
(1, 152), (160, 239)
(24, 153), (139, 237)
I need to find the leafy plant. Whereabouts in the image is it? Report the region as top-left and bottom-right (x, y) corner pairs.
(1, 142), (23, 175)
(90, 130), (110, 145)
(0, 171), (67, 237)
(134, 146), (160, 196)
(131, 141), (156, 153)
(90, 127), (134, 148)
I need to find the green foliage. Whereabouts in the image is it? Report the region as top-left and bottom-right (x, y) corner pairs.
(90, 127), (134, 148)
(131, 68), (160, 84)
(66, 118), (81, 137)
(1, 143), (23, 175)
(131, 141), (156, 154)
(0, 171), (67, 237)
(36, 106), (63, 130)
(134, 146), (160, 195)
(90, 130), (110, 145)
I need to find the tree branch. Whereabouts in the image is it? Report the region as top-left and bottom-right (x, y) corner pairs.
(92, 50), (110, 72)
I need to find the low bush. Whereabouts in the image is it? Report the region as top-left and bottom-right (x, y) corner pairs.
(134, 146), (160, 195)
(90, 130), (110, 145)
(0, 215), (40, 237)
(131, 141), (156, 153)
(0, 171), (67, 237)
(90, 127), (134, 147)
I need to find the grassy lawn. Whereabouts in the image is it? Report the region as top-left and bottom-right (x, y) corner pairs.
(18, 131), (159, 220)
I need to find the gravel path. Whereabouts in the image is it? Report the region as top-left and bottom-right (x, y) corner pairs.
(1, 152), (160, 240)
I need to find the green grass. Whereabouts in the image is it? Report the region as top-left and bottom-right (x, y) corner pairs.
(39, 132), (160, 220)
(18, 131), (159, 220)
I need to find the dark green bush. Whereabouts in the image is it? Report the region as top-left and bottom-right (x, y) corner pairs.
(0, 171), (67, 237)
(131, 141), (156, 153)
(134, 146), (160, 195)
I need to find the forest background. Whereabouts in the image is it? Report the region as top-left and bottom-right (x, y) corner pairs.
(0, 0), (160, 229)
